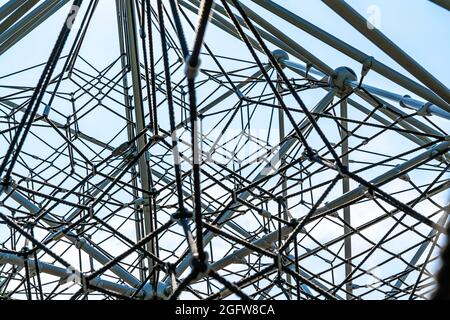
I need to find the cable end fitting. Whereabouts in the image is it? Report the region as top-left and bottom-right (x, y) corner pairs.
(185, 55), (201, 80)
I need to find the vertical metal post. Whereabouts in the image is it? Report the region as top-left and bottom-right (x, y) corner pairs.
(121, 0), (156, 278)
(115, 0), (146, 282)
(340, 99), (352, 299)
(276, 73), (292, 297)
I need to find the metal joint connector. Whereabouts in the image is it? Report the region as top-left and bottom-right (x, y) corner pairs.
(139, 27), (146, 39)
(185, 55), (201, 79)
(361, 56), (374, 77)
(417, 102), (433, 117)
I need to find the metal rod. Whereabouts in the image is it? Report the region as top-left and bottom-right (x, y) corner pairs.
(122, 0), (156, 277)
(251, 0), (450, 110)
(340, 98), (353, 299)
(322, 0), (450, 107)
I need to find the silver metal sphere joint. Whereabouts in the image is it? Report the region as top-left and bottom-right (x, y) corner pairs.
(329, 66), (357, 94)
(271, 49), (289, 66)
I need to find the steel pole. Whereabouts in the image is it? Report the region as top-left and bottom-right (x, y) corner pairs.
(122, 0), (156, 277)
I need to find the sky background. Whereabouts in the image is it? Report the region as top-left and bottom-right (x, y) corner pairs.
(1, 0), (449, 91)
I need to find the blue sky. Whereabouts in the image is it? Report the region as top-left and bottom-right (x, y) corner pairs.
(1, 0), (449, 87)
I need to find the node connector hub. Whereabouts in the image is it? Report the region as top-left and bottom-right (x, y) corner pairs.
(329, 66), (357, 95)
(271, 49), (289, 66)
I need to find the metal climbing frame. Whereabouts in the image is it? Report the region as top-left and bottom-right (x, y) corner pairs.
(0, 0), (448, 300)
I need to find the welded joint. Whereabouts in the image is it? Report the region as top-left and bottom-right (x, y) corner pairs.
(58, 265), (81, 285)
(301, 148), (319, 163)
